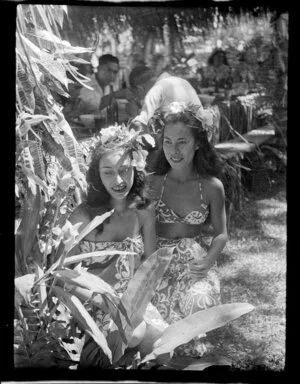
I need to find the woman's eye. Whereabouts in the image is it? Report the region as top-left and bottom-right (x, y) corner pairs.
(120, 167), (129, 174)
(104, 171), (113, 176)
(163, 140), (171, 145)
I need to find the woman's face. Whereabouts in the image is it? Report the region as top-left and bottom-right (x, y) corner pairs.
(99, 149), (134, 201)
(163, 122), (199, 171)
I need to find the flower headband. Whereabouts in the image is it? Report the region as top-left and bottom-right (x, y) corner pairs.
(149, 101), (216, 142)
(99, 124), (155, 171)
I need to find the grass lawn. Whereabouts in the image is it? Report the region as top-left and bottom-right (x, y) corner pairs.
(206, 178), (286, 371)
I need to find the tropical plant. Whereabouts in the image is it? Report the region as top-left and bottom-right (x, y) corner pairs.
(15, 210), (254, 369)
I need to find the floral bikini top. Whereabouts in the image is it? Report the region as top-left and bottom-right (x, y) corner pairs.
(79, 234), (144, 268)
(154, 174), (209, 225)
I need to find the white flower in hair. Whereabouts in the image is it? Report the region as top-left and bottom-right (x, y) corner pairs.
(167, 101), (187, 114)
(197, 108), (214, 130)
(100, 125), (119, 144)
(131, 150), (146, 171)
(98, 124), (155, 171)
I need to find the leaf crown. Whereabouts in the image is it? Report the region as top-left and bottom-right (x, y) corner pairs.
(149, 101), (216, 142)
(98, 124), (155, 171)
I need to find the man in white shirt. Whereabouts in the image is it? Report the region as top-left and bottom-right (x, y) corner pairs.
(75, 54), (133, 121)
(129, 66), (203, 131)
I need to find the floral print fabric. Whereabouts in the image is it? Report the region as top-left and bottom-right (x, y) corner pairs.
(151, 236), (221, 357)
(78, 235), (144, 336)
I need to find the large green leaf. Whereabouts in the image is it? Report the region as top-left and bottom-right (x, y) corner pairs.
(64, 210), (114, 254)
(53, 268), (118, 299)
(120, 247), (174, 336)
(15, 187), (41, 263)
(161, 354), (232, 370)
(64, 250), (136, 267)
(38, 57), (68, 89)
(137, 303), (169, 358)
(143, 303), (255, 362)
(18, 33), (51, 62)
(53, 286), (112, 363)
(66, 284), (128, 345)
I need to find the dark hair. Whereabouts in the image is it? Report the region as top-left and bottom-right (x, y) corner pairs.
(129, 65), (155, 88)
(151, 108), (222, 178)
(208, 49), (229, 66)
(98, 54), (119, 67)
(85, 141), (151, 210)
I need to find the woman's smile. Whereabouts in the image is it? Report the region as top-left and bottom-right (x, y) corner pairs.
(111, 183), (127, 193)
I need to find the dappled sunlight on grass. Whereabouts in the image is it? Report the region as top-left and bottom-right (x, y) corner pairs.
(213, 185), (286, 370)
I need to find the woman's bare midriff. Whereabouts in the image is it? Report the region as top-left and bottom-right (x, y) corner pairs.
(156, 221), (203, 239)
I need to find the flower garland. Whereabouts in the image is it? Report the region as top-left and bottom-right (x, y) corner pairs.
(149, 101), (216, 142)
(98, 124), (155, 171)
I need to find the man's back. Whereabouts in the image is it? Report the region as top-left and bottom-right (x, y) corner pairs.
(156, 75), (201, 110)
(134, 73), (202, 126)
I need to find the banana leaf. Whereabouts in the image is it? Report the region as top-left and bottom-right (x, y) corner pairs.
(161, 354), (231, 370)
(120, 247), (174, 337)
(64, 250), (136, 267)
(64, 210), (114, 254)
(53, 286), (112, 363)
(143, 303), (255, 362)
(66, 284), (127, 345)
(53, 268), (129, 339)
(53, 269), (118, 298)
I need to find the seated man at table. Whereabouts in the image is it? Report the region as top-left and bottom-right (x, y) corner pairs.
(65, 54), (133, 123)
(128, 66), (203, 131)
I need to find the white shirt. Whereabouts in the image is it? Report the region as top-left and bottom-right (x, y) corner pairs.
(133, 73), (203, 126)
(78, 74), (115, 115)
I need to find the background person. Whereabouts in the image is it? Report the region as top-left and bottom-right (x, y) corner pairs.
(201, 49), (232, 92)
(128, 66), (203, 131)
(65, 54), (134, 123)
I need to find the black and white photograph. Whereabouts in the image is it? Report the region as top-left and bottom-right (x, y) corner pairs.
(3, 0), (289, 381)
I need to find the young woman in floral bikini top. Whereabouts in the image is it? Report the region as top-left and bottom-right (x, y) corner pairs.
(149, 101), (228, 358)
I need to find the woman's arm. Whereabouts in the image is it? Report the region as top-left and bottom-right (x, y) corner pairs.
(205, 177), (228, 266)
(190, 177), (227, 278)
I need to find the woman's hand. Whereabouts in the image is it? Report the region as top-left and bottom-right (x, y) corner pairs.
(189, 258), (212, 279)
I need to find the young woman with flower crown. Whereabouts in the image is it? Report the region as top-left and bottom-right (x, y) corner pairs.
(68, 124), (157, 366)
(148, 101), (228, 358)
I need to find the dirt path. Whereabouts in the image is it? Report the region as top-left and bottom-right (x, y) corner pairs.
(207, 185), (286, 371)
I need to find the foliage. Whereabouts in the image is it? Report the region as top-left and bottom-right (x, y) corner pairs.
(14, 4), (255, 370)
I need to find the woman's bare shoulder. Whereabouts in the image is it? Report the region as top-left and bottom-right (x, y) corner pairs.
(201, 176), (225, 199)
(136, 202), (156, 224)
(203, 176), (224, 189)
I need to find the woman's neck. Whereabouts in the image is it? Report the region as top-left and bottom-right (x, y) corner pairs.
(110, 198), (128, 213)
(168, 166), (197, 183)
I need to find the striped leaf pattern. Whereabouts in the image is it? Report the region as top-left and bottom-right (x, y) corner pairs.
(29, 141), (46, 180)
